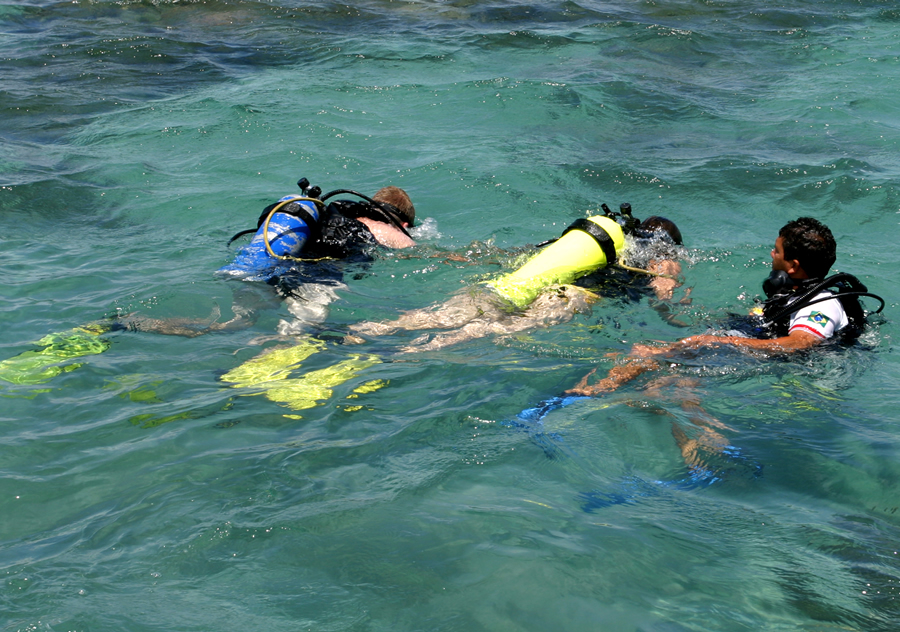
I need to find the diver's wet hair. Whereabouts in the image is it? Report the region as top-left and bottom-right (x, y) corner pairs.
(637, 216), (683, 246)
(779, 217), (835, 279)
(372, 186), (415, 227)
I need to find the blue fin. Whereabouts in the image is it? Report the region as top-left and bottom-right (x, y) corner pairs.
(516, 394), (591, 423)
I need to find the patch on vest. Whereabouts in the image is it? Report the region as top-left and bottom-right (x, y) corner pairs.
(807, 311), (831, 328)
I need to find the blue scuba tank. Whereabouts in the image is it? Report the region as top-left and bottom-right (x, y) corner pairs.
(218, 196), (321, 281)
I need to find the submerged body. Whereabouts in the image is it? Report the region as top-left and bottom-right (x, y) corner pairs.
(351, 214), (687, 352)
(354, 283), (600, 352)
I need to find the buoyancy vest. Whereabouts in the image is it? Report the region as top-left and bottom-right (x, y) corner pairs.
(761, 273), (883, 341)
(220, 185), (411, 281)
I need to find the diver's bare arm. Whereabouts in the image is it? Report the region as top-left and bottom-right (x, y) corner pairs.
(565, 328), (822, 397)
(673, 330), (821, 352)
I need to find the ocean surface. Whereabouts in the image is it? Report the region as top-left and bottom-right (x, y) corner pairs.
(2, 1), (900, 630)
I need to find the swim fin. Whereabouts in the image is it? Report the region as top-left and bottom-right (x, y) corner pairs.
(220, 337), (383, 415)
(219, 337), (326, 387)
(0, 324), (114, 386)
(259, 354), (382, 413)
(516, 394), (591, 423)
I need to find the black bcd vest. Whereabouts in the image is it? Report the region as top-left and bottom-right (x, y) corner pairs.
(761, 273), (882, 341)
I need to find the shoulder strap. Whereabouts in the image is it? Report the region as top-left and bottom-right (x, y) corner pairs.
(255, 200), (322, 233)
(321, 189), (412, 238)
(562, 218), (617, 265)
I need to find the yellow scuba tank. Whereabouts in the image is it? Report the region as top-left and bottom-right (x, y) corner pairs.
(488, 216), (625, 309)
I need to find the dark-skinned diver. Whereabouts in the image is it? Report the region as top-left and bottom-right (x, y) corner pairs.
(514, 217), (884, 509)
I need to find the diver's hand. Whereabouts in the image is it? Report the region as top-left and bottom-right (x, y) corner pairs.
(565, 368), (598, 396)
(565, 378), (618, 396)
(565, 359), (661, 396)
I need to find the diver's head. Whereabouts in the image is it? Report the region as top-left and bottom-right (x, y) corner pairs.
(763, 218), (835, 297)
(373, 186), (415, 227)
(636, 216), (683, 246)
(777, 216), (835, 280)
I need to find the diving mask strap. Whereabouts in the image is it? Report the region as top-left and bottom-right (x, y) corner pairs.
(562, 218), (617, 265)
(321, 189), (413, 238)
(370, 201), (413, 238)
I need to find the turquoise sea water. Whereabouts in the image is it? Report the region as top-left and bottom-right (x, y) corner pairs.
(3, 1), (900, 630)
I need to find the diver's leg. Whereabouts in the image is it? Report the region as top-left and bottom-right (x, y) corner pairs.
(277, 281), (347, 336)
(120, 305), (223, 338)
(351, 292), (490, 336)
(121, 280), (279, 337)
(397, 285), (592, 352)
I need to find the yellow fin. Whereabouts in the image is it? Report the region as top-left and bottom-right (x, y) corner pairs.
(220, 337), (326, 387)
(353, 378), (389, 394)
(260, 355), (381, 411)
(0, 328), (111, 385)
